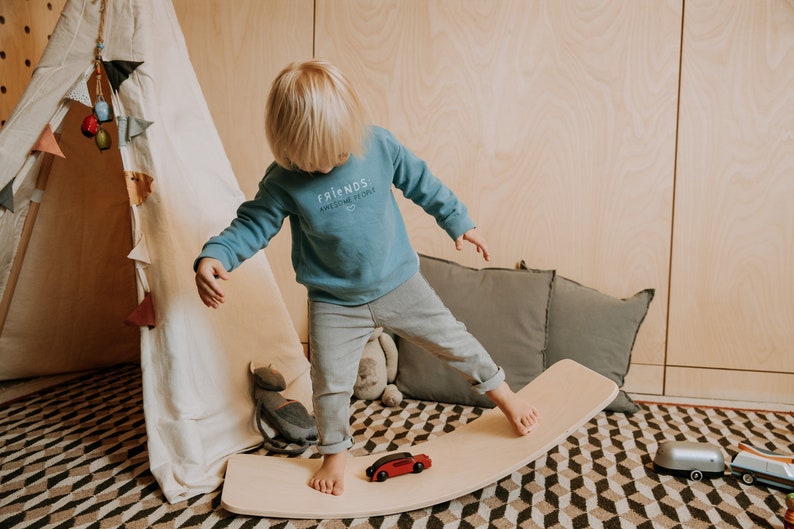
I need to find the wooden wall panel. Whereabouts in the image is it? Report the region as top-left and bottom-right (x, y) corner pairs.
(623, 364), (664, 396)
(315, 0), (682, 367)
(669, 1), (794, 378)
(173, 0), (314, 339)
(10, 1), (793, 402)
(0, 0), (67, 127)
(666, 367), (794, 406)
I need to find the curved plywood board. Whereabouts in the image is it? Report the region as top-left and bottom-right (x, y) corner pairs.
(221, 359), (617, 519)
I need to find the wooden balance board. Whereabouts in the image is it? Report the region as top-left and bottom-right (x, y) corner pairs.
(221, 358), (618, 519)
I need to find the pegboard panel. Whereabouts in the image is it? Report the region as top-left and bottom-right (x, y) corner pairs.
(0, 0), (66, 128)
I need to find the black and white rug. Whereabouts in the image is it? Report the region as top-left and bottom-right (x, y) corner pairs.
(1, 364), (792, 528)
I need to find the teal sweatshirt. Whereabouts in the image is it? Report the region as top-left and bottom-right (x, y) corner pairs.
(195, 126), (475, 305)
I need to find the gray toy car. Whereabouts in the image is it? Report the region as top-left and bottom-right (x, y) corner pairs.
(653, 441), (726, 481)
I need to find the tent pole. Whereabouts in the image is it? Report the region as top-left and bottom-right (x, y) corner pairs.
(0, 151), (56, 335)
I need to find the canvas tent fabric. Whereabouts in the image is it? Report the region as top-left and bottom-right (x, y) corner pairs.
(0, 0), (312, 503)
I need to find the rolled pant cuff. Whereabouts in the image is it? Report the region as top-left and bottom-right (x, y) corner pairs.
(472, 366), (506, 395)
(317, 438), (354, 455)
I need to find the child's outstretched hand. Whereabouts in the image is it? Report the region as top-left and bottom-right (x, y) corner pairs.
(195, 257), (230, 308)
(455, 228), (490, 262)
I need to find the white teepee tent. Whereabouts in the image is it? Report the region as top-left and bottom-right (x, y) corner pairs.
(0, 0), (311, 503)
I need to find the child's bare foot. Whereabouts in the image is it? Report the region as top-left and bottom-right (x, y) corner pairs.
(487, 381), (539, 435)
(309, 451), (347, 495)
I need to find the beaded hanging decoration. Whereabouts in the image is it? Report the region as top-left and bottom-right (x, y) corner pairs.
(80, 0), (112, 151)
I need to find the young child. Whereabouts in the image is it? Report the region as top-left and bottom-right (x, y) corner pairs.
(194, 59), (539, 496)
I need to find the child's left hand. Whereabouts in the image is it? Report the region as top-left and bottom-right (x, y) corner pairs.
(455, 228), (490, 262)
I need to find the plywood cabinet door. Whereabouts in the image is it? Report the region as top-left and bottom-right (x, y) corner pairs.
(315, 0), (681, 367)
(669, 0), (794, 376)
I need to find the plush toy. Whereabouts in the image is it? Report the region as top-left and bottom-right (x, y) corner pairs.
(354, 327), (403, 406)
(249, 362), (318, 455)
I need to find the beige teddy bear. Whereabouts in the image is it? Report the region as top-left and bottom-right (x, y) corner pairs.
(354, 327), (403, 406)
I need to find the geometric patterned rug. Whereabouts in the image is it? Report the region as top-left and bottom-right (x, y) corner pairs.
(1, 364), (792, 528)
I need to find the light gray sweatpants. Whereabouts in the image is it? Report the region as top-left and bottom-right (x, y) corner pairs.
(308, 272), (505, 455)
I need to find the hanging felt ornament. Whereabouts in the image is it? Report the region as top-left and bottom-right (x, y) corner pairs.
(94, 94), (113, 122)
(81, 114), (100, 137)
(95, 127), (112, 151)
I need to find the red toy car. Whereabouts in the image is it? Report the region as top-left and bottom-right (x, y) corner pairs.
(366, 452), (432, 482)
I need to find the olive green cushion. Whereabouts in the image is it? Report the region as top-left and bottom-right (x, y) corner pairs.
(524, 261), (654, 413)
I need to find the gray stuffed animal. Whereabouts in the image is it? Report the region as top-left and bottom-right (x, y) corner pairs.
(354, 327), (403, 406)
(249, 362), (318, 454)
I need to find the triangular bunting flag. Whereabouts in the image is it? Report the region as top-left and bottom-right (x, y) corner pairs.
(0, 180), (14, 213)
(124, 291), (156, 328)
(103, 60), (143, 92)
(117, 116), (154, 146)
(31, 124), (66, 158)
(127, 234), (151, 265)
(65, 70), (92, 107)
(125, 171), (154, 206)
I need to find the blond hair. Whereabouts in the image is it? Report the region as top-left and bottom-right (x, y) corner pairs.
(265, 59), (368, 172)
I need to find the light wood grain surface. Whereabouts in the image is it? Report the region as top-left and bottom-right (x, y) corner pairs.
(665, 367), (794, 406)
(669, 0), (794, 377)
(0, 0), (67, 127)
(316, 0), (682, 367)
